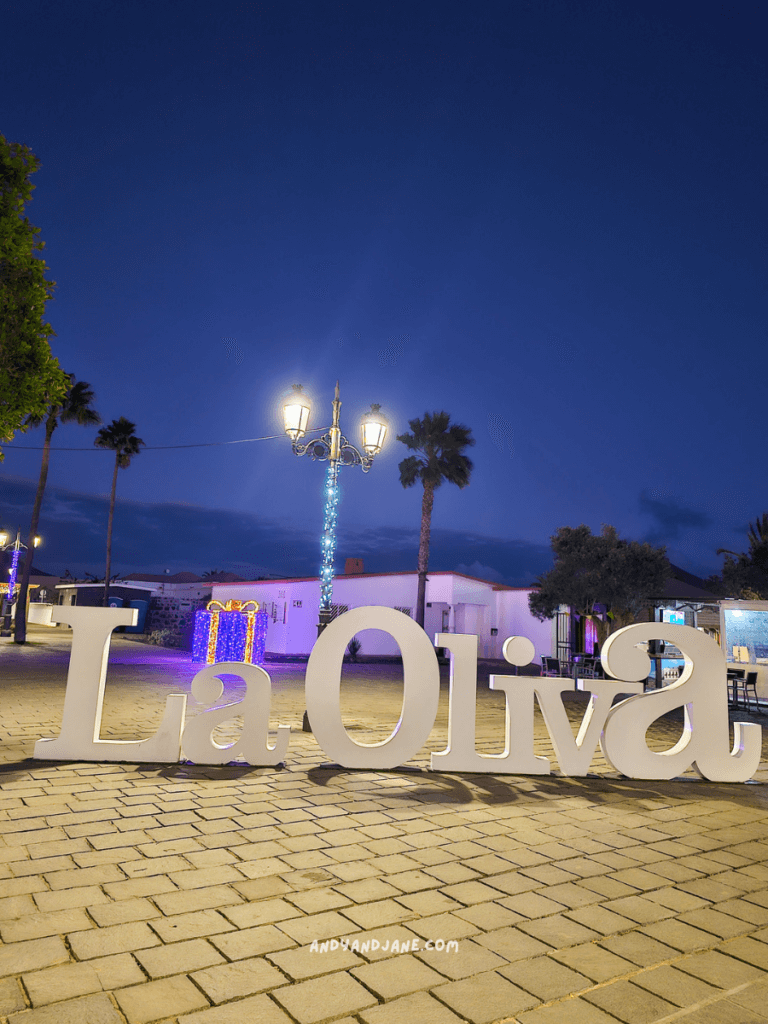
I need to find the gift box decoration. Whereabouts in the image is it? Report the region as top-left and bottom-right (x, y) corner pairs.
(192, 599), (268, 665)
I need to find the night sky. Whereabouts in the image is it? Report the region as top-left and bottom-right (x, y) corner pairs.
(1, 1), (766, 584)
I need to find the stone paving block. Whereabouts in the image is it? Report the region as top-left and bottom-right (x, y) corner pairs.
(672, 999), (767, 1023)
(499, 891), (568, 919)
(599, 931), (679, 967)
(679, 906), (755, 938)
(333, 877), (401, 902)
(351, 955), (444, 998)
(220, 897), (303, 929)
(440, 880), (505, 905)
(718, 898), (768, 925)
(550, 941), (636, 983)
(679, 877), (746, 902)
(340, 924), (421, 962)
(22, 961), (102, 1006)
(135, 937), (225, 977)
(43, 864), (125, 889)
(276, 909), (359, 944)
(675, 948), (766, 987)
(101, 876), (178, 900)
(642, 886), (708, 912)
(385, 870), (443, 893)
(0, 977), (25, 1015)
(517, 996), (619, 1023)
(191, 956), (288, 1002)
(179, 993), (295, 1024)
(121, 855), (190, 878)
(0, 935), (69, 977)
(631, 963), (721, 1006)
(150, 908), (236, 943)
(89, 952), (145, 990)
(273, 969), (377, 1023)
(583, 978), (677, 1022)
(68, 920), (161, 959)
(8, 992), (124, 1024)
(283, 886), (351, 914)
(539, 882), (600, 909)
(153, 884), (243, 915)
(211, 923), (296, 959)
(405, 912), (480, 941)
(434, 969), (539, 1024)
(455, 902), (524, 930)
(116, 975), (209, 1024)
(500, 955), (590, 1000)
(576, 875), (640, 899)
(393, 890), (460, 915)
(341, 897), (415, 929)
(719, 935), (768, 970)
(268, 941), (362, 980)
(417, 936), (507, 979)
(481, 871), (540, 896)
(518, 913), (599, 948)
(604, 895), (675, 924)
(359, 990), (465, 1024)
(88, 897), (160, 927)
(0, 893), (37, 921)
(474, 925), (555, 963)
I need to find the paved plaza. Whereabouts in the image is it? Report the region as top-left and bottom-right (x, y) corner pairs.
(2, 627), (768, 1024)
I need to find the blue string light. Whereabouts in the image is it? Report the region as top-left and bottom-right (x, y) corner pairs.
(192, 606), (268, 665)
(319, 461), (339, 612)
(7, 549), (20, 602)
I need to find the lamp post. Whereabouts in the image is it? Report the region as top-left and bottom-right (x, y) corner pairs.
(283, 382), (388, 635)
(0, 530), (41, 637)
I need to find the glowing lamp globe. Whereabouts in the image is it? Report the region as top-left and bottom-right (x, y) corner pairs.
(33, 536), (42, 548)
(283, 385), (311, 441)
(361, 404), (388, 457)
(0, 532), (8, 548)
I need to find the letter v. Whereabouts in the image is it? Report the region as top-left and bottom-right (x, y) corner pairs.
(535, 679), (643, 776)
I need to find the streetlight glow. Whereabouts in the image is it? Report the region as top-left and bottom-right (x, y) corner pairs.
(282, 384), (311, 441)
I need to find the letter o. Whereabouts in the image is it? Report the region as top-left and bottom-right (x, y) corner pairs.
(305, 606), (440, 768)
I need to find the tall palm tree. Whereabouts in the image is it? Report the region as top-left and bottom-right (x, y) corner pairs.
(397, 411), (475, 628)
(94, 418), (144, 607)
(13, 374), (100, 643)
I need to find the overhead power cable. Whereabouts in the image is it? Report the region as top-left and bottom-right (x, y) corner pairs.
(1, 427), (331, 452)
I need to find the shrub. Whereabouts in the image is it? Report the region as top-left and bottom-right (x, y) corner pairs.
(346, 637), (362, 662)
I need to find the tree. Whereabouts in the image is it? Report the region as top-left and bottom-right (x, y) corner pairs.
(0, 135), (68, 451)
(397, 411), (475, 628)
(13, 375), (100, 643)
(713, 513), (768, 599)
(94, 418), (145, 606)
(529, 524), (671, 647)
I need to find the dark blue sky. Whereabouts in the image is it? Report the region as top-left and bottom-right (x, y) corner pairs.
(1, 0), (766, 582)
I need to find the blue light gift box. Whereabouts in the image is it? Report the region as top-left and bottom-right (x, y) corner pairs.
(192, 599), (268, 665)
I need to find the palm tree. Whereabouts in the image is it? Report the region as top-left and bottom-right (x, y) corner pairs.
(397, 411), (475, 627)
(94, 418), (144, 606)
(13, 374), (100, 643)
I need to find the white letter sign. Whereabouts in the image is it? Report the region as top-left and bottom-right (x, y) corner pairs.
(305, 606), (440, 769)
(34, 607), (186, 762)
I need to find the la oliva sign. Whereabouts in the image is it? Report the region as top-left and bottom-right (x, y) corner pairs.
(32, 605), (762, 783)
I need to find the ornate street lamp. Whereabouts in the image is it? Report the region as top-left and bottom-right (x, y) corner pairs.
(282, 382), (388, 634)
(0, 530), (42, 637)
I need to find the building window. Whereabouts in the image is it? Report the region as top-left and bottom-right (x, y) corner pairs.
(395, 606), (412, 617)
(329, 604), (349, 621)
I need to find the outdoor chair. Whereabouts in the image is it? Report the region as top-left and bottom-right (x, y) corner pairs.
(541, 657), (560, 677)
(743, 671), (761, 713)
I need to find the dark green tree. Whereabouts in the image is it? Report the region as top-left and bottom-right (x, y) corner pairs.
(397, 411), (475, 628)
(13, 374), (101, 642)
(714, 513), (768, 599)
(94, 418), (145, 606)
(0, 135), (68, 451)
(529, 524), (671, 647)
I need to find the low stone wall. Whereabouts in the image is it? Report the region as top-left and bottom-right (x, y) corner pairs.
(145, 596), (207, 642)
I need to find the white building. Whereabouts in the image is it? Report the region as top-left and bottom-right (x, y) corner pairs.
(211, 570), (552, 663)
